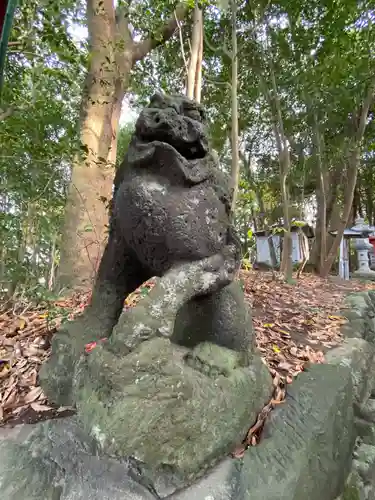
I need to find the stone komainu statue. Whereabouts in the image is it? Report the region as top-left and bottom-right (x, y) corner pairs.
(40, 92), (256, 404)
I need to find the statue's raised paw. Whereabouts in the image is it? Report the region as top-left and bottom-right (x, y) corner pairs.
(193, 244), (238, 296)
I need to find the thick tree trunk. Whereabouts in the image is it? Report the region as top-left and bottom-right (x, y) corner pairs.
(355, 180), (363, 218)
(311, 192), (325, 272)
(58, 74), (127, 291)
(365, 185), (374, 224)
(58, 0), (188, 292)
(319, 153), (359, 277)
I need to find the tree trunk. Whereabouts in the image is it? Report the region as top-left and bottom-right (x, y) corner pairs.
(58, 78), (127, 291)
(194, 12), (203, 103)
(365, 185), (374, 224)
(263, 66), (293, 281)
(353, 183), (361, 222)
(319, 156), (358, 278)
(279, 161), (293, 281)
(58, 0), (188, 292)
(186, 5), (203, 101)
(268, 235), (278, 268)
(229, 0), (239, 216)
(312, 112), (327, 273)
(48, 234), (57, 291)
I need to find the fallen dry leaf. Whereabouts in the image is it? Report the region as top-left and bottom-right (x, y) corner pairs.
(30, 402), (52, 412)
(24, 387), (43, 404)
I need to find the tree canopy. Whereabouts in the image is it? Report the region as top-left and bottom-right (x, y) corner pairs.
(1, 0), (374, 297)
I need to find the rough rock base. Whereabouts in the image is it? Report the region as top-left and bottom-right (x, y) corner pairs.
(0, 364), (355, 500)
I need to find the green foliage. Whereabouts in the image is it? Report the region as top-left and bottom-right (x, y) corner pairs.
(0, 0), (86, 297)
(116, 122), (135, 167)
(2, 0), (375, 297)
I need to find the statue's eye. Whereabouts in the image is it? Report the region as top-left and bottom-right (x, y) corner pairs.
(184, 109), (202, 121)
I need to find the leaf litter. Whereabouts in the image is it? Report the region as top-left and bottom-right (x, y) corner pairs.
(0, 271), (374, 455)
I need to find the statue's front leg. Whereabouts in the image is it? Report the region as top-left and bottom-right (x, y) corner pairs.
(109, 245), (238, 354)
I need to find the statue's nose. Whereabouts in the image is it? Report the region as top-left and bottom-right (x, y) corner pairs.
(152, 108), (179, 126)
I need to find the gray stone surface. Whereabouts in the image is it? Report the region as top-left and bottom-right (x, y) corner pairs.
(46, 93), (244, 383)
(352, 272), (375, 281)
(0, 363), (355, 500)
(74, 338), (272, 488)
(339, 443), (375, 500)
(171, 364), (354, 500)
(40, 248), (247, 407)
(359, 399), (375, 423)
(0, 418), (157, 500)
(33, 95), (277, 499)
(236, 363), (355, 500)
(325, 338), (375, 408)
(341, 292), (375, 344)
(172, 281), (256, 354)
(27, 102), (375, 500)
(333, 290), (375, 500)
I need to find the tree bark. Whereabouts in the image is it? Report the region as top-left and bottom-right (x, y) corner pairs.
(279, 154), (293, 281)
(58, 0), (188, 292)
(194, 12), (203, 102)
(365, 184), (374, 224)
(186, 5), (203, 101)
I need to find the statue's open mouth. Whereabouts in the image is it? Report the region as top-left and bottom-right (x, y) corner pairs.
(173, 141), (207, 161)
(138, 134), (207, 161)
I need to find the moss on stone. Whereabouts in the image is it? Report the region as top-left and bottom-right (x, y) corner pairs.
(342, 484), (360, 500)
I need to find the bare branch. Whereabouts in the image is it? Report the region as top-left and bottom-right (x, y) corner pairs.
(132, 2), (189, 63)
(204, 74), (231, 90)
(174, 10), (188, 74)
(203, 30), (231, 59)
(203, 30), (221, 54)
(355, 79), (375, 141)
(0, 107), (14, 121)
